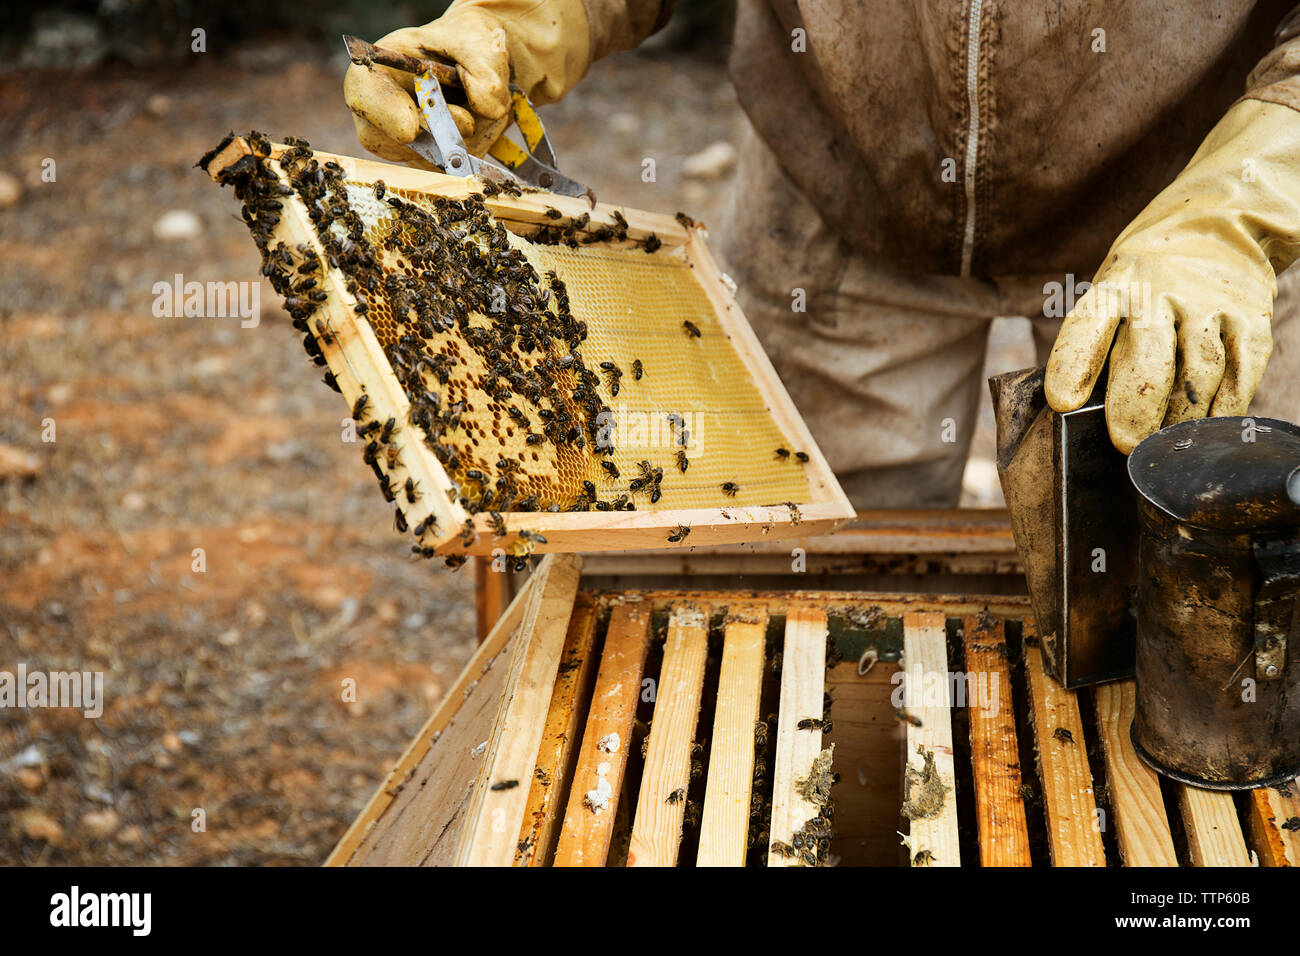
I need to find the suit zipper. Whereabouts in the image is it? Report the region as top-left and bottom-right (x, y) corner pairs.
(960, 0), (984, 277)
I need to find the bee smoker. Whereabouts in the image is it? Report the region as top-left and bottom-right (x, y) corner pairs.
(1128, 416), (1300, 789)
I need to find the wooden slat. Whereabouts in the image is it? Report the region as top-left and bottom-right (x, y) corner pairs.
(900, 610), (960, 867)
(252, 144), (692, 245)
(580, 508), (1021, 579)
(553, 599), (653, 866)
(514, 596), (600, 866)
(1246, 782), (1300, 866)
(1022, 623), (1106, 866)
(628, 603), (711, 867)
(454, 554), (583, 866)
(1092, 681), (1177, 866)
(767, 605), (830, 867)
(962, 614), (1031, 866)
(588, 589), (1030, 621)
(697, 606), (768, 866)
(1179, 785), (1253, 867)
(325, 577), (534, 866)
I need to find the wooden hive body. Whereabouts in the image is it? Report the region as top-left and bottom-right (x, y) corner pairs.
(329, 548), (1300, 867)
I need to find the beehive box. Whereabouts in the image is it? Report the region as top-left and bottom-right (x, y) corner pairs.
(327, 554), (1300, 867)
(201, 133), (853, 563)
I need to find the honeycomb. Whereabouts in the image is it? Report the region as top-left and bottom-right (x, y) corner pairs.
(211, 132), (813, 534)
(345, 182), (812, 511)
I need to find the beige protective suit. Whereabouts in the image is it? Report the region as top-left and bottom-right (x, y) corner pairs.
(346, 0), (1300, 507)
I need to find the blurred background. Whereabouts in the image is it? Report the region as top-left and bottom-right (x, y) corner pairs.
(0, 0), (1020, 865)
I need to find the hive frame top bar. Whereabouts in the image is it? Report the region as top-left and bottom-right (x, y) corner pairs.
(204, 136), (854, 556)
(207, 136), (675, 241)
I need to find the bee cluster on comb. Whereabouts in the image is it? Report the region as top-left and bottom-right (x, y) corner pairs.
(202, 131), (835, 562)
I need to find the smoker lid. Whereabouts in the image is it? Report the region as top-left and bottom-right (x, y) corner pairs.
(1128, 417), (1300, 533)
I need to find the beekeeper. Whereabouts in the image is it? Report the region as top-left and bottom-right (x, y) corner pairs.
(345, 0), (1300, 506)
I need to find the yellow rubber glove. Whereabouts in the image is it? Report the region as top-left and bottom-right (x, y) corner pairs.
(344, 0), (592, 168)
(1045, 99), (1300, 453)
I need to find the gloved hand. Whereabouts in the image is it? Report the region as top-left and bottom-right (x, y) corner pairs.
(344, 0), (592, 168)
(1045, 99), (1300, 454)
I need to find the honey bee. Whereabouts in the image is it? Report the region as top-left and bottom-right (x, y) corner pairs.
(460, 519), (477, 547)
(796, 718), (826, 731)
(601, 460), (620, 479)
(352, 394), (370, 420)
(667, 524), (690, 542)
(775, 447), (790, 460)
(490, 779), (519, 791)
(405, 477), (421, 502)
(374, 180), (386, 200)
(488, 511), (508, 537)
(632, 358), (643, 380)
(683, 320), (701, 338)
(393, 508), (408, 533)
(795, 451), (809, 463)
(754, 720), (768, 748)
(721, 481), (740, 496)
(676, 449), (688, 473)
(666, 788), (685, 806)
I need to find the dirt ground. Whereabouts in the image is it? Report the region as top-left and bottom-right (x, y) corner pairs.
(0, 37), (762, 866)
(0, 35), (1022, 865)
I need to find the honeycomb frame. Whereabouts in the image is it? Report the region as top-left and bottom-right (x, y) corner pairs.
(203, 136), (854, 557)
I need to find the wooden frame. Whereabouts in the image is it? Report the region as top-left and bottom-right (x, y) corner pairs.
(900, 611), (960, 866)
(962, 614), (1032, 866)
(1021, 624), (1106, 867)
(767, 606), (829, 867)
(628, 603), (710, 866)
(697, 606), (768, 866)
(1091, 681), (1177, 866)
(553, 599), (653, 866)
(204, 137), (853, 558)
